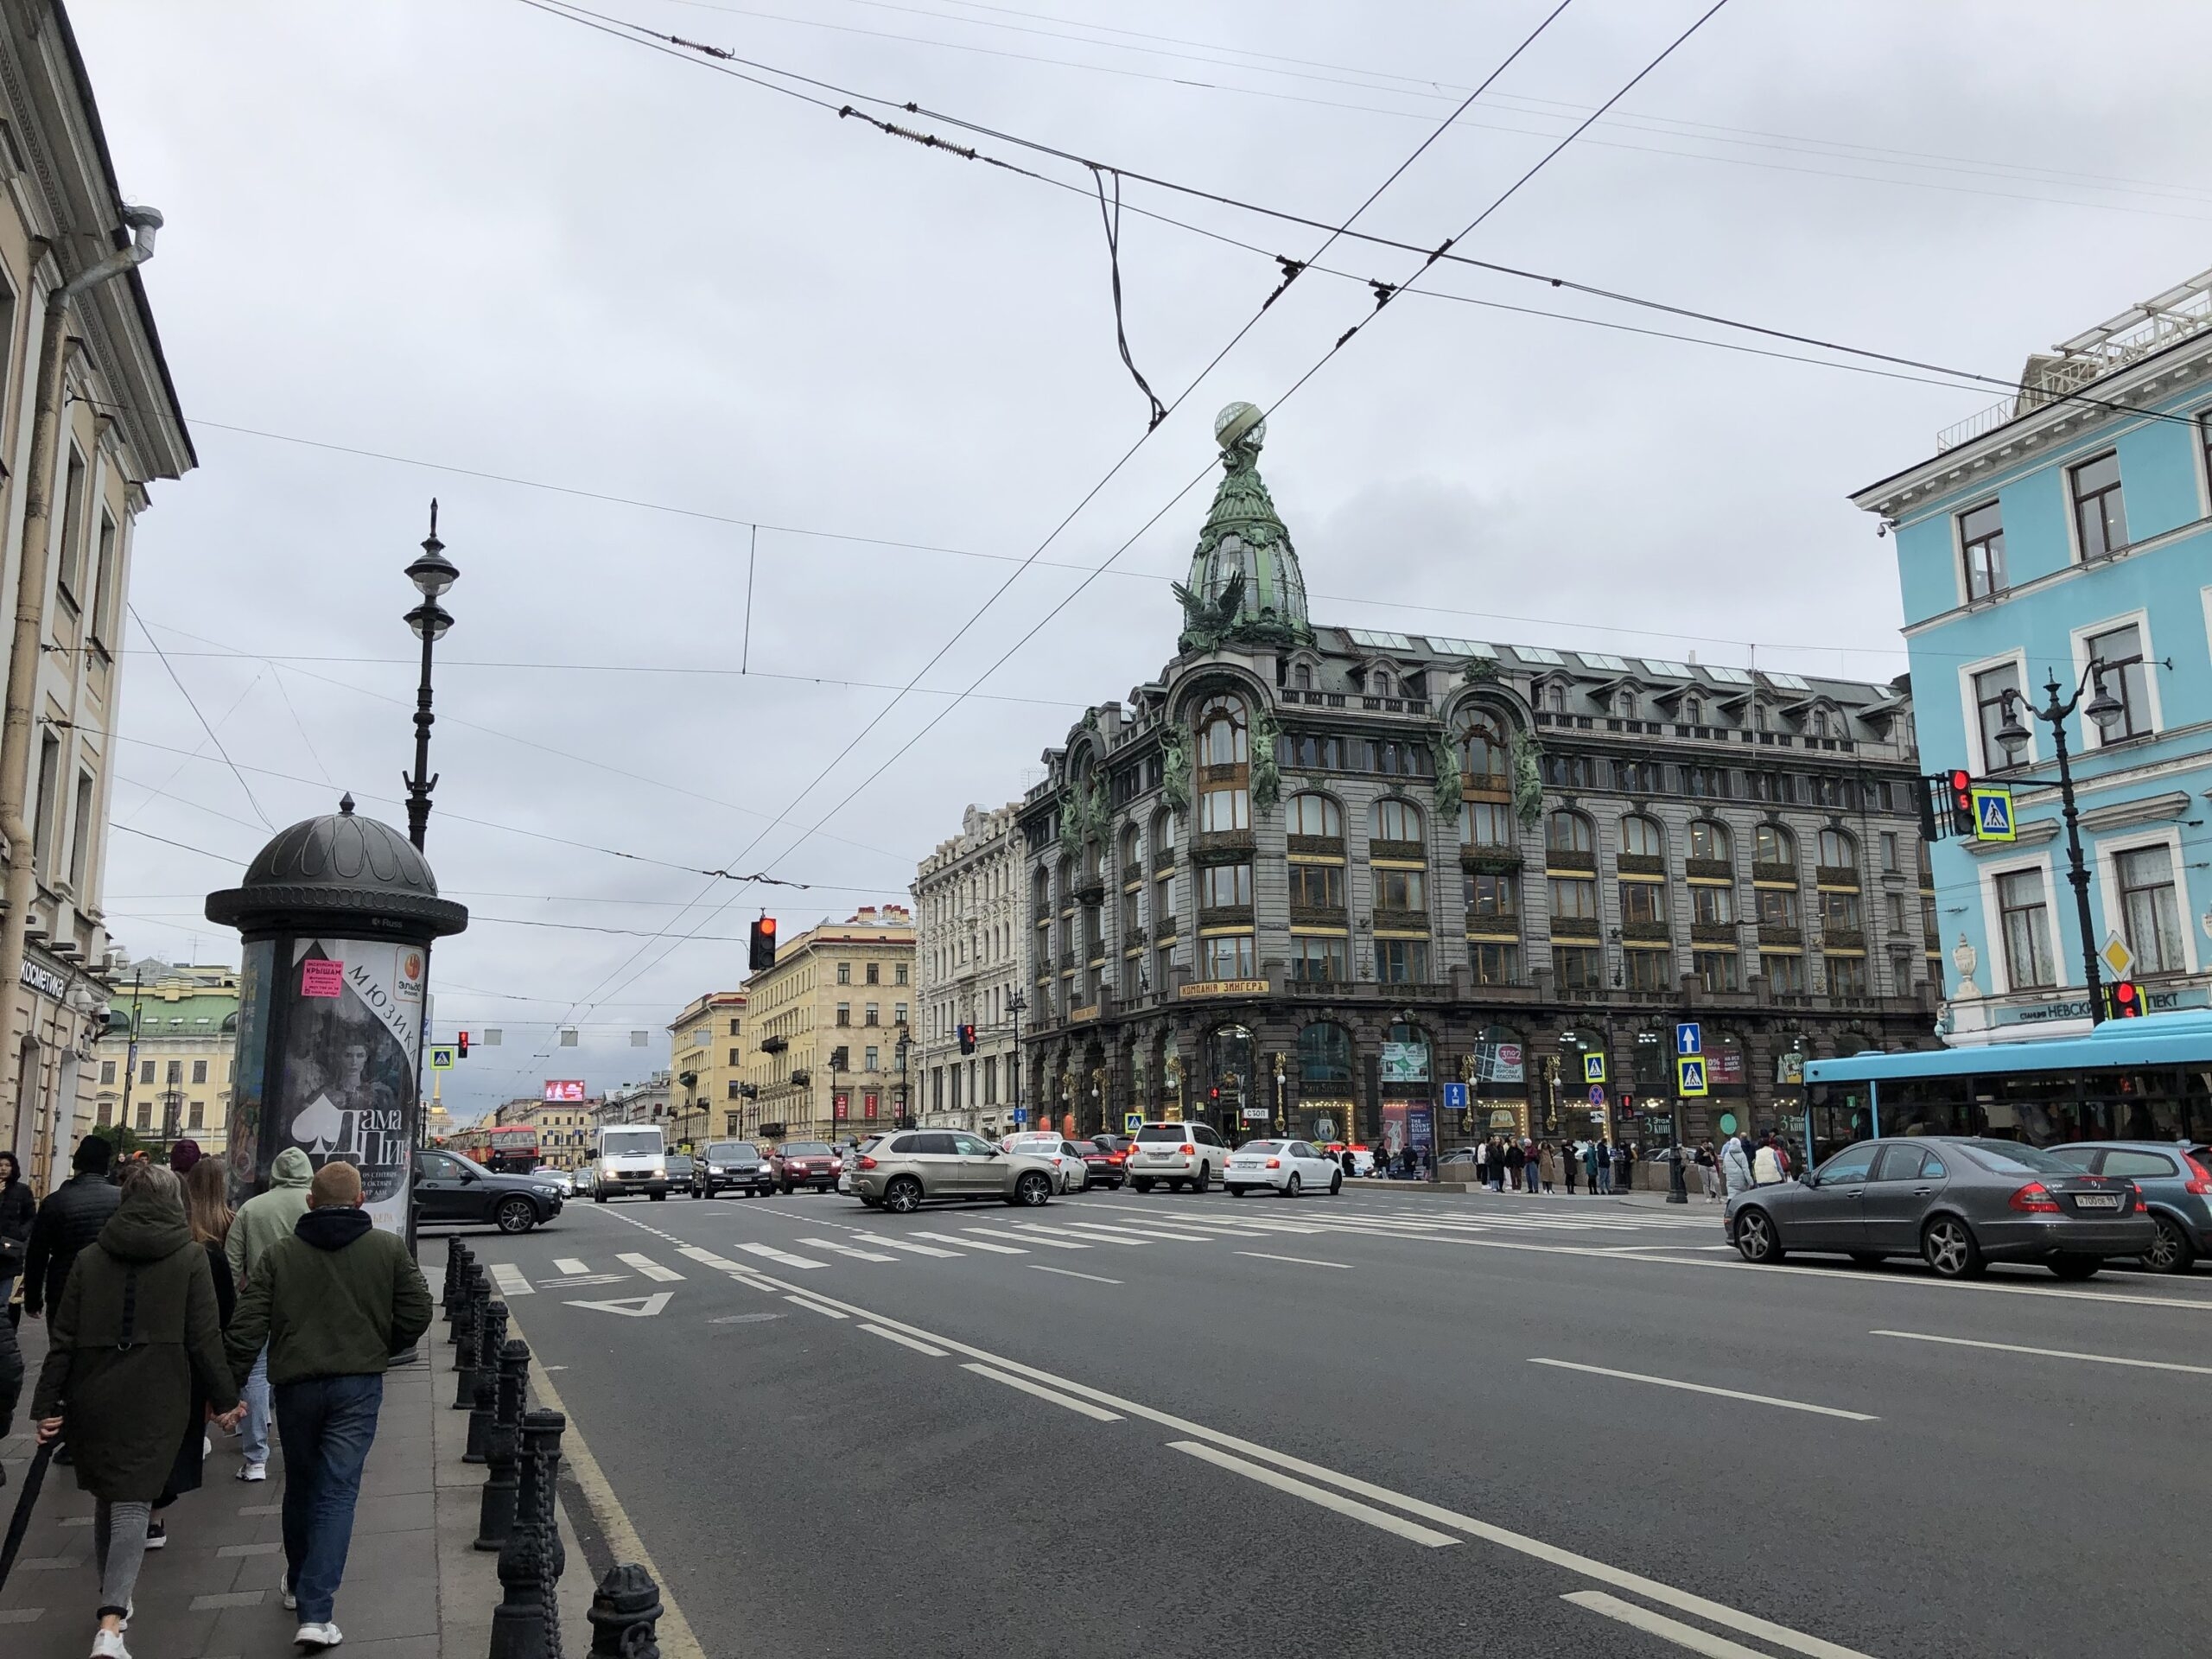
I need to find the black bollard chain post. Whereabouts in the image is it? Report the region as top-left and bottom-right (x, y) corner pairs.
(474, 1338), (531, 1552)
(442, 1242), (462, 1326)
(453, 1266), (487, 1408)
(448, 1247), (476, 1340)
(466, 1300), (509, 1463)
(489, 1409), (568, 1659)
(586, 1564), (664, 1659)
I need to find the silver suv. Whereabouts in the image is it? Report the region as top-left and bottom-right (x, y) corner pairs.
(843, 1129), (1058, 1214)
(1127, 1121), (1227, 1193)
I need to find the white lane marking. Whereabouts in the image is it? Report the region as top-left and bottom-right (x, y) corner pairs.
(792, 1236), (900, 1263)
(784, 1295), (848, 1319)
(1564, 1591), (1774, 1658)
(1009, 1223), (1147, 1246)
(1617, 1249), (2212, 1313)
(965, 1226), (1089, 1250)
(617, 1253), (685, 1282)
(872, 1236), (963, 1258)
(489, 1263), (534, 1297)
(1029, 1264), (1122, 1286)
(961, 1362), (1122, 1421)
(1058, 1222), (1211, 1243)
(912, 1230), (1026, 1255)
(1236, 1251), (1350, 1270)
(860, 1323), (948, 1356)
(1170, 1441), (1458, 1548)
(675, 1245), (744, 1270)
(540, 1274), (626, 1288)
(735, 1242), (828, 1270)
(565, 1292), (672, 1319)
(1174, 1216), (1328, 1236)
(553, 1257), (590, 1275)
(1527, 1359), (1877, 1422)
(1871, 1328), (2212, 1376)
(720, 1270), (1873, 1659)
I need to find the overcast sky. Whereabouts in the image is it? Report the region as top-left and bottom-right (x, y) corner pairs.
(74, 0), (2212, 1118)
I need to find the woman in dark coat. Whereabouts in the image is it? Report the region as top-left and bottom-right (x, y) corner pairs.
(149, 1157), (238, 1541)
(0, 1148), (34, 1319)
(31, 1162), (242, 1656)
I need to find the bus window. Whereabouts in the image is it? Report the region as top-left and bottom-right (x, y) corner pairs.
(1807, 1083), (1872, 1166)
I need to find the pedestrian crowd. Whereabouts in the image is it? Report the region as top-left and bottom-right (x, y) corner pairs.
(2, 1135), (430, 1658)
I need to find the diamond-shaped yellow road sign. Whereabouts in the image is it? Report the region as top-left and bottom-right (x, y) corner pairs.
(2100, 932), (2136, 982)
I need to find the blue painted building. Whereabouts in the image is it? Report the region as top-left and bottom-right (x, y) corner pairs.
(1853, 271), (2212, 1043)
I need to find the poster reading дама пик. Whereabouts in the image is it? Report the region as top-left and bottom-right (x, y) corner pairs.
(277, 938), (425, 1236)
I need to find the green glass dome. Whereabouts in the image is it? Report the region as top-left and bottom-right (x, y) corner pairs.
(1175, 402), (1313, 653)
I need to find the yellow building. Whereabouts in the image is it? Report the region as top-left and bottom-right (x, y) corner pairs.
(92, 962), (238, 1156)
(741, 906), (914, 1143)
(490, 1094), (594, 1169)
(668, 989), (747, 1147)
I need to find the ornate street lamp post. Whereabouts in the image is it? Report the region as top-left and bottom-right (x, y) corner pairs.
(402, 503), (460, 852)
(1007, 992), (1027, 1128)
(1993, 662), (2125, 1023)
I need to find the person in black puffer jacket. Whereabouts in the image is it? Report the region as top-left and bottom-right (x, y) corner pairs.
(0, 1148), (35, 1324)
(23, 1135), (123, 1320)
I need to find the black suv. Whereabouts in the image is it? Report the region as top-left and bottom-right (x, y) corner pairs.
(693, 1141), (777, 1198)
(413, 1148), (565, 1234)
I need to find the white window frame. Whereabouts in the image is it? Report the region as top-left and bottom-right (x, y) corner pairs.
(1957, 646), (2034, 774)
(1977, 853), (2066, 995)
(2093, 826), (2198, 977)
(2069, 606), (2162, 751)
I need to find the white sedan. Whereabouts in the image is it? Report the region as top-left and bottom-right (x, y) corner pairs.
(1003, 1132), (1089, 1193)
(1225, 1140), (1344, 1198)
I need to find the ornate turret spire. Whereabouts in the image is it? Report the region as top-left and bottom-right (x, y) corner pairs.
(1173, 402), (1313, 653)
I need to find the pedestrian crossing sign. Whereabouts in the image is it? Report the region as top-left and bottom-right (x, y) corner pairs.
(429, 1045), (455, 1070)
(1676, 1056), (1708, 1096)
(1969, 785), (2015, 842)
(1583, 1052), (1606, 1084)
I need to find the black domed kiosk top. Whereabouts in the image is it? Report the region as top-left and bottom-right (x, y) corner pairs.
(206, 794), (468, 938)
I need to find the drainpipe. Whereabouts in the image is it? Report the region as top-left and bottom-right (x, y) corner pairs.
(0, 206), (162, 1140)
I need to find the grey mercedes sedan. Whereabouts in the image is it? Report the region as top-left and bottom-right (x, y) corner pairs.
(1726, 1137), (2155, 1279)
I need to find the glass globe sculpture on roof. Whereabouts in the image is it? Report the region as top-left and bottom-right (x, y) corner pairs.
(1173, 401), (1313, 654)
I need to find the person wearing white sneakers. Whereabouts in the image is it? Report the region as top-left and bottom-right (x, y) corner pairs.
(30, 1162), (244, 1659)
(225, 1146), (315, 1484)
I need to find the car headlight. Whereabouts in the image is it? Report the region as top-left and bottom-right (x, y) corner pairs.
(533, 1185), (561, 1198)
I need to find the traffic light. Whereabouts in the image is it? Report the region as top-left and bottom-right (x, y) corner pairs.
(457, 1031), (469, 1058)
(2101, 980), (2145, 1020)
(1947, 770), (1976, 838)
(957, 1024), (976, 1055)
(749, 916), (778, 970)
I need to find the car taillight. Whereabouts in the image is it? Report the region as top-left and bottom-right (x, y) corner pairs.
(1179, 1144), (1195, 1155)
(2008, 1182), (2063, 1214)
(2130, 1182), (2146, 1213)
(1265, 1158), (1281, 1169)
(2184, 1154), (2212, 1197)
(857, 1156), (876, 1170)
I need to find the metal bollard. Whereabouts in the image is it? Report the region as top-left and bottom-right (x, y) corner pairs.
(453, 1267), (487, 1408)
(586, 1564), (664, 1659)
(475, 1338), (531, 1552)
(442, 1243), (461, 1325)
(447, 1245), (475, 1338)
(466, 1300), (509, 1463)
(489, 1409), (568, 1659)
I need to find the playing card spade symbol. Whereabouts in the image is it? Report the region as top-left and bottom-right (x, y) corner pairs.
(292, 1091), (345, 1153)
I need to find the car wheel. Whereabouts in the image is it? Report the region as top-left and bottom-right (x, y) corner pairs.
(1733, 1207), (1783, 1265)
(884, 1177), (924, 1215)
(1131, 1179), (1154, 1193)
(1191, 1163), (1211, 1195)
(495, 1196), (537, 1235)
(1329, 1171), (1343, 1196)
(1015, 1171), (1052, 1207)
(650, 1191), (666, 1202)
(1168, 1179), (1186, 1192)
(1228, 1185), (1248, 1198)
(1284, 1173), (1301, 1199)
(593, 1193), (607, 1205)
(780, 1182), (794, 1196)
(2048, 1255), (2101, 1281)
(2144, 1215), (2196, 1274)
(1922, 1215), (1983, 1279)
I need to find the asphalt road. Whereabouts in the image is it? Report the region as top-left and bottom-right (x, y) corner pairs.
(452, 1180), (2209, 1659)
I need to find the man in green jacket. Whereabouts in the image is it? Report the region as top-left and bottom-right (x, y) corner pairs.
(224, 1145), (314, 1482)
(226, 1160), (433, 1652)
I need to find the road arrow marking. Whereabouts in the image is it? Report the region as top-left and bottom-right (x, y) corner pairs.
(564, 1292), (672, 1318)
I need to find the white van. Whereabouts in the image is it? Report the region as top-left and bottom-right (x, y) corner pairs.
(588, 1124), (669, 1202)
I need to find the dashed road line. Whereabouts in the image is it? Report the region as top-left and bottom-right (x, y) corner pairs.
(1528, 1358), (1878, 1422)
(1169, 1440), (1459, 1547)
(962, 1362), (1122, 1421)
(1029, 1263), (1122, 1285)
(1870, 1328), (2212, 1376)
(617, 1253), (685, 1281)
(1236, 1251), (1350, 1269)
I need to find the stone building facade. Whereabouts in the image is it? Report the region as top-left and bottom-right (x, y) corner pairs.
(738, 906), (915, 1143)
(668, 988), (747, 1145)
(92, 958), (237, 1154)
(912, 801), (1027, 1134)
(1015, 403), (1942, 1156)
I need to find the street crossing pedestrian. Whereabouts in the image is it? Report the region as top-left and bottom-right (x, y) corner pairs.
(1721, 1131), (1755, 1197)
(1563, 1143), (1579, 1195)
(1538, 1141), (1558, 1193)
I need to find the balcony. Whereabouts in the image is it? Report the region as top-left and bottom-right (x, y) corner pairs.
(1549, 915), (1600, 940)
(1545, 850), (1596, 874)
(1616, 853), (1666, 876)
(1287, 835), (1347, 859)
(1620, 919), (1672, 943)
(1758, 925), (1803, 947)
(1459, 848), (1522, 874)
(1198, 906), (1253, 932)
(1684, 857), (1732, 881)
(1368, 839), (1426, 864)
(1289, 905), (1349, 931)
(1752, 862), (1797, 885)
(1690, 921), (1739, 944)
(1815, 866), (1861, 889)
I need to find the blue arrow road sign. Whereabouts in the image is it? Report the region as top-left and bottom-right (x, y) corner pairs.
(1675, 1022), (1702, 1057)
(1442, 1082), (1469, 1109)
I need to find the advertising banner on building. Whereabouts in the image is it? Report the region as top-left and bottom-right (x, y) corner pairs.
(1471, 1039), (1524, 1085)
(543, 1079), (587, 1103)
(1381, 1040), (1431, 1084)
(276, 939), (424, 1237)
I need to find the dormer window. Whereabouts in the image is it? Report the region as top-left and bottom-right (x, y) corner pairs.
(1752, 702), (1768, 731)
(1546, 683), (1566, 713)
(1809, 708), (1830, 738)
(1612, 690), (1636, 719)
(1683, 696), (1703, 724)
(1293, 664), (1312, 690)
(1372, 669), (1393, 697)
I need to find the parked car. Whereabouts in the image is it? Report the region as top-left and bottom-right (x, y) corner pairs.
(2048, 1141), (2212, 1273)
(1127, 1121), (1228, 1193)
(693, 1141), (777, 1199)
(842, 1128), (1058, 1213)
(1078, 1138), (1128, 1190)
(772, 1141), (842, 1194)
(414, 1148), (564, 1234)
(1726, 1137), (2154, 1279)
(664, 1154), (696, 1192)
(1225, 1139), (1344, 1198)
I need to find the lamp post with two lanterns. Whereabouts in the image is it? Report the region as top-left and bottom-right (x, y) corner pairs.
(401, 501), (460, 853)
(1993, 660), (2126, 1024)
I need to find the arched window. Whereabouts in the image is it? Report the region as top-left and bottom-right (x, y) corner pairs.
(1121, 823), (1141, 870)
(1371, 798), (1422, 842)
(1620, 814), (1664, 859)
(1546, 683), (1566, 713)
(1371, 669), (1393, 697)
(1459, 714), (1510, 784)
(1613, 689), (1637, 719)
(1688, 819), (1732, 861)
(1683, 695), (1703, 724)
(1286, 792), (1342, 837)
(1809, 707), (1831, 738)
(1198, 694), (1248, 765)
(1818, 828), (1857, 869)
(1751, 702), (1769, 731)
(1297, 1022), (1354, 1088)
(1293, 663), (1313, 690)
(1153, 810), (1176, 861)
(1057, 857), (1076, 899)
(1755, 823), (1794, 865)
(1546, 810), (1593, 855)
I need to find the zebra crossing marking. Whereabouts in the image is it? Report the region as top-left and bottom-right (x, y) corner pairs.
(735, 1242), (830, 1270)
(617, 1253), (686, 1282)
(873, 1236), (963, 1259)
(964, 1225), (1089, 1250)
(793, 1236), (901, 1263)
(911, 1230), (1026, 1255)
(489, 1263), (535, 1297)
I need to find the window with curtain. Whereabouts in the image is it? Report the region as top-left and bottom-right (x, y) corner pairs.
(2117, 844), (2183, 974)
(1996, 869), (2055, 989)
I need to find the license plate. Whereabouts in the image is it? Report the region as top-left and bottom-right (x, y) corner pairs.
(2073, 1193), (2120, 1210)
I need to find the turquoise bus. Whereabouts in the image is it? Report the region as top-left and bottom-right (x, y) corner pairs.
(1800, 1009), (2212, 1165)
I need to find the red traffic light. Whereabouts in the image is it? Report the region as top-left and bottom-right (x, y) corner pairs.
(457, 1031), (469, 1058)
(749, 916), (779, 971)
(2113, 980), (2143, 1018)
